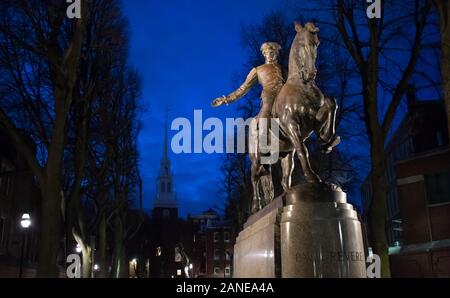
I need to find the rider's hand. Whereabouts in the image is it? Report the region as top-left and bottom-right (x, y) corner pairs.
(212, 96), (227, 107)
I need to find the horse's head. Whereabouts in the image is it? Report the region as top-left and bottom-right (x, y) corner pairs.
(292, 21), (320, 82)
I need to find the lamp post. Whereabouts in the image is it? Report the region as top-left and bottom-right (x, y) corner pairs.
(189, 263), (193, 278)
(19, 213), (31, 278)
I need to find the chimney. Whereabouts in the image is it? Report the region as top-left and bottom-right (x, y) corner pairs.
(406, 84), (416, 112)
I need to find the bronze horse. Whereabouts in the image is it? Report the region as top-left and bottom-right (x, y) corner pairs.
(250, 22), (340, 213)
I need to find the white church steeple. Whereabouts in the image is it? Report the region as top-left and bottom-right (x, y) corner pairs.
(154, 109), (178, 209)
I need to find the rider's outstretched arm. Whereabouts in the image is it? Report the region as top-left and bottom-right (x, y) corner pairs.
(224, 68), (258, 103)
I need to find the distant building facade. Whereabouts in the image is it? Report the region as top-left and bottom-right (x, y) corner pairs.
(188, 209), (234, 278)
(390, 148), (450, 277)
(361, 86), (449, 246)
(0, 127), (40, 277)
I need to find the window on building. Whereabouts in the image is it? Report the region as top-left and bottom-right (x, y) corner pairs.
(225, 266), (231, 277)
(426, 172), (450, 205)
(224, 231), (230, 242)
(225, 250), (231, 261)
(214, 267), (220, 276)
(167, 182), (171, 193)
(214, 249), (220, 261)
(161, 182), (165, 193)
(213, 231), (219, 242)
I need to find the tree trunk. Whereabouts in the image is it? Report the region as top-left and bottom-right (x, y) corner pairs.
(443, 36), (450, 139)
(36, 182), (61, 277)
(82, 245), (93, 278)
(368, 139), (391, 278)
(434, 0), (450, 137)
(97, 213), (107, 278)
(111, 214), (127, 278)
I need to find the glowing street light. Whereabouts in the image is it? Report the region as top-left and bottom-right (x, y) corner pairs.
(20, 213), (31, 228)
(19, 213), (31, 278)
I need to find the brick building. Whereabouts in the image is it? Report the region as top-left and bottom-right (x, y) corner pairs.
(390, 148), (450, 277)
(361, 87), (449, 246)
(189, 209), (234, 278)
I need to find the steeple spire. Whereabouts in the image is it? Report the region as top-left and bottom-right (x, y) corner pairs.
(154, 108), (177, 210)
(163, 108), (169, 163)
(160, 108), (171, 177)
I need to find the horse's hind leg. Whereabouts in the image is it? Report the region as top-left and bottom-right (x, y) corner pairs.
(280, 151), (295, 192)
(284, 120), (321, 184)
(250, 153), (263, 213)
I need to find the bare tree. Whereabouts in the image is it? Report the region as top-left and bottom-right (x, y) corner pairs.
(0, 0), (143, 278)
(0, 0), (89, 277)
(311, 0), (433, 277)
(432, 0), (450, 137)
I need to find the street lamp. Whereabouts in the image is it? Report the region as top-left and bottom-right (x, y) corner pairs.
(20, 214), (31, 228)
(19, 213), (31, 278)
(76, 243), (82, 253)
(189, 263), (193, 278)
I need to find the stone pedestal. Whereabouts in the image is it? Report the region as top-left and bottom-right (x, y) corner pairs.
(233, 197), (283, 278)
(281, 184), (367, 277)
(233, 183), (367, 278)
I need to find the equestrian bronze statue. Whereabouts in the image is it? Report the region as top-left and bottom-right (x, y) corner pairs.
(212, 22), (340, 214)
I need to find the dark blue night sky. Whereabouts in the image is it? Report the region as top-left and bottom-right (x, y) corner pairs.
(122, 0), (440, 219)
(122, 0), (299, 218)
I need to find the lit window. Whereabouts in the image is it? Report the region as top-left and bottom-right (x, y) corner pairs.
(225, 267), (231, 277)
(213, 232), (219, 242)
(214, 267), (220, 275)
(224, 232), (230, 242)
(214, 249), (220, 261)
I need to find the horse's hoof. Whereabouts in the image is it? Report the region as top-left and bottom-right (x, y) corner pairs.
(305, 175), (322, 184)
(251, 200), (261, 214)
(321, 136), (341, 154)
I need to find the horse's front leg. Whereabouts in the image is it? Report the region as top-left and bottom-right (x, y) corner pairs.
(316, 96), (336, 141)
(316, 96), (340, 154)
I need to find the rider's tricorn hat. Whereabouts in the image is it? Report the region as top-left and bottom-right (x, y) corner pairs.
(260, 42), (282, 53)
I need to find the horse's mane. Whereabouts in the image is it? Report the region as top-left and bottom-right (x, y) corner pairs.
(288, 33), (301, 78)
